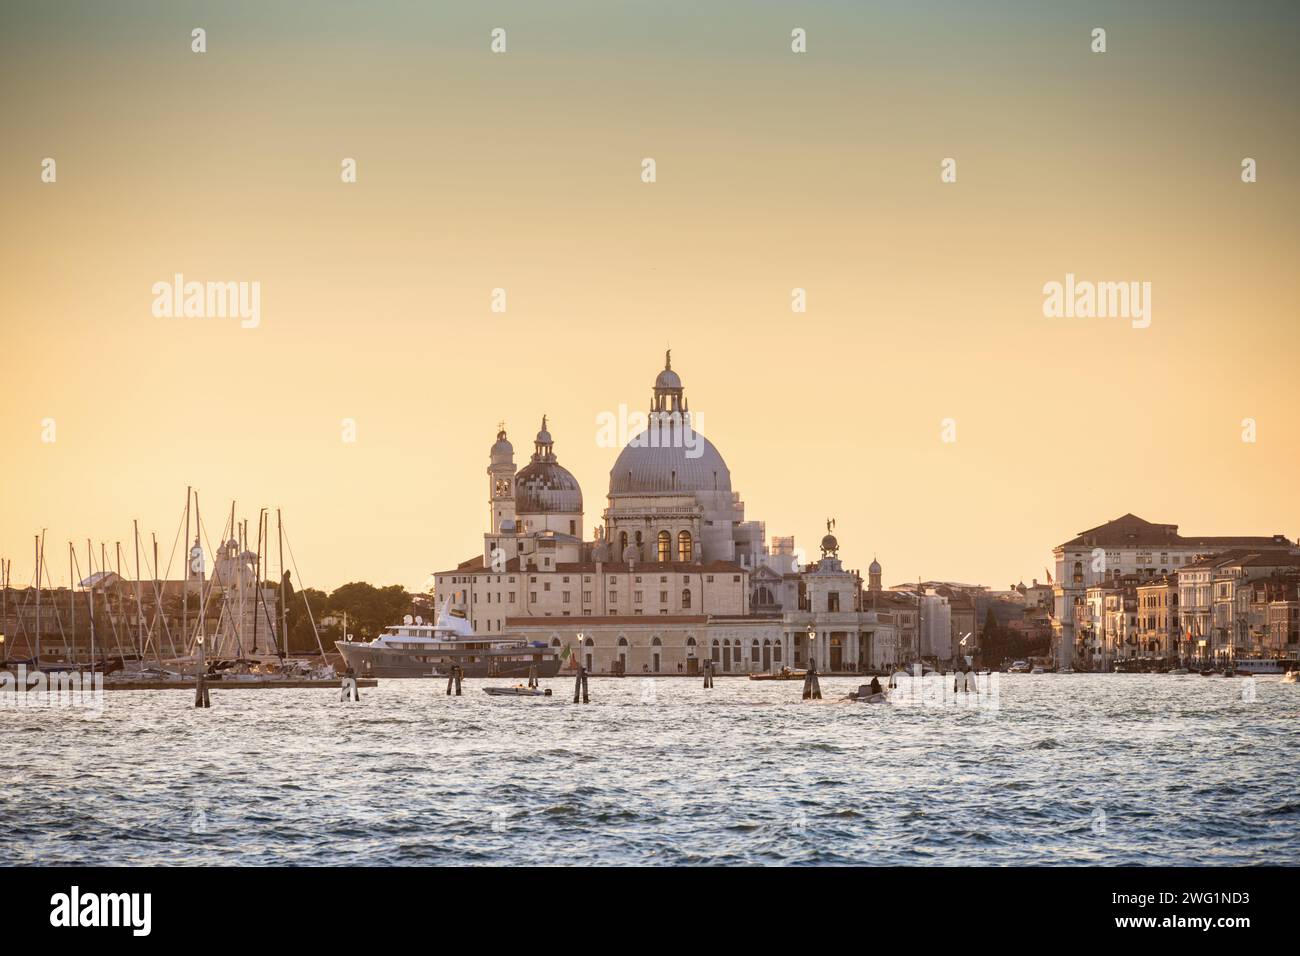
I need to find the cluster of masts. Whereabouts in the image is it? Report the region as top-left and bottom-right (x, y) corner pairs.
(0, 487), (328, 670)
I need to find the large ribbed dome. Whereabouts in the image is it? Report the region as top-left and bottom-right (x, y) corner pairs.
(609, 432), (731, 495)
(609, 355), (731, 496)
(516, 417), (582, 515)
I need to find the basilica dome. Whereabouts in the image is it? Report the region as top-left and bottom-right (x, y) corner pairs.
(609, 435), (731, 495)
(608, 352), (732, 496)
(515, 417), (582, 515)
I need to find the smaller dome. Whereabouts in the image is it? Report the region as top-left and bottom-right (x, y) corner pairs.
(516, 417), (581, 515)
(654, 349), (681, 391)
(869, 558), (881, 574)
(821, 533), (839, 553)
(655, 367), (681, 390)
(515, 462), (581, 515)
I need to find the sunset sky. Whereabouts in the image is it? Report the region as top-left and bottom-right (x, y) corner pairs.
(2, 1), (1298, 594)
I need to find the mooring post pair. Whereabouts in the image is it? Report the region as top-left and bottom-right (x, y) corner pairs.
(446, 664), (464, 696)
(702, 658), (714, 689)
(573, 664), (589, 704)
(802, 659), (822, 700)
(528, 663), (539, 689)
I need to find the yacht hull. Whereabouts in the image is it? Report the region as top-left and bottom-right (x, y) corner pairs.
(335, 642), (561, 679)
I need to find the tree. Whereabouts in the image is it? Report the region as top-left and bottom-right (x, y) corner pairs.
(327, 582), (413, 641)
(286, 587), (330, 653)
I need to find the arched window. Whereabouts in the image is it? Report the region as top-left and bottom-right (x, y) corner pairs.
(584, 635), (595, 647)
(681, 588), (692, 609)
(620, 532), (628, 554)
(657, 530), (671, 562)
(618, 637), (628, 647)
(651, 636), (662, 646)
(677, 531), (692, 562)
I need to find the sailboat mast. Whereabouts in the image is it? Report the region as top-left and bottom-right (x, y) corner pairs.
(277, 509), (287, 660)
(114, 542), (125, 658)
(35, 533), (42, 666)
(183, 486), (191, 655)
(134, 520), (144, 660)
(252, 510), (263, 655)
(193, 493), (203, 648)
(69, 542), (76, 666)
(86, 540), (96, 670)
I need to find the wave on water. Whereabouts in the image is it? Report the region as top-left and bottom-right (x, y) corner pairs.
(5, 674), (1298, 865)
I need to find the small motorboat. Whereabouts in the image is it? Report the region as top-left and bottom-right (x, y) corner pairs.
(1008, 660), (1031, 673)
(749, 668), (807, 681)
(848, 684), (889, 704)
(1281, 671), (1299, 684)
(483, 685), (552, 697)
(1168, 667), (1189, 675)
(1030, 665), (1045, 675)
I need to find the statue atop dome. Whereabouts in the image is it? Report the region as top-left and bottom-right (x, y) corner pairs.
(820, 519), (839, 558)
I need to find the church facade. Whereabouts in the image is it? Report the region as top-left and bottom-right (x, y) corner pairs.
(433, 354), (916, 674)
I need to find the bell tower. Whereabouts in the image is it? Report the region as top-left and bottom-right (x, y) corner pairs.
(487, 423), (516, 534)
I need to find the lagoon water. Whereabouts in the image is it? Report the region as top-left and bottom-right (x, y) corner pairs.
(4, 674), (1298, 866)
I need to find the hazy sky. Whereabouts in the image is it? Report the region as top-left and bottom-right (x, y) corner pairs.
(2, 1), (1298, 594)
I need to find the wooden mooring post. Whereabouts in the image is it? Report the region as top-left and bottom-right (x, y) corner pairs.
(573, 664), (589, 704)
(527, 663), (539, 689)
(702, 658), (714, 689)
(446, 664), (463, 696)
(194, 636), (211, 709)
(802, 658), (822, 700)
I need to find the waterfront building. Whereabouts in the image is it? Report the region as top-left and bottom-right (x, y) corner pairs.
(1252, 575), (1300, 658)
(1051, 514), (1296, 668)
(1135, 576), (1179, 659)
(1187, 552), (1300, 661)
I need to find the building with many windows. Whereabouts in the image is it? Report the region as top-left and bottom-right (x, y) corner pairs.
(433, 354), (911, 674)
(1051, 513), (1295, 668)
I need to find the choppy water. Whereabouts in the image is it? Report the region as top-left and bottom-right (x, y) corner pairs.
(3, 674), (1298, 865)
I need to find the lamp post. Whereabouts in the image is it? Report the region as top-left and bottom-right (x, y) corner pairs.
(806, 623), (816, 671)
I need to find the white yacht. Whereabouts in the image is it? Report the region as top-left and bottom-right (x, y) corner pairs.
(335, 602), (560, 679)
